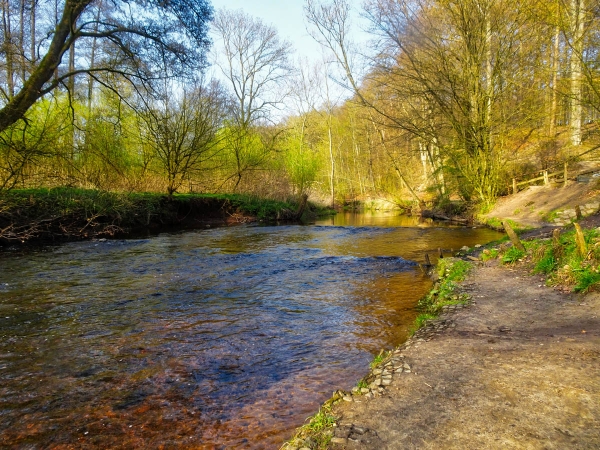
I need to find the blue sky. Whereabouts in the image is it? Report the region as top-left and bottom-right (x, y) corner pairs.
(209, 0), (368, 62)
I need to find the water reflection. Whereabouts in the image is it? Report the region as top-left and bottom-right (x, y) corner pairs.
(0, 214), (502, 448)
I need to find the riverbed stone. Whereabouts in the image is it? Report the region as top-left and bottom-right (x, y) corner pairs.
(331, 437), (348, 445)
(343, 396), (353, 402)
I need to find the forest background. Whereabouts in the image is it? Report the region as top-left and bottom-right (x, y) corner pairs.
(1, 0), (599, 214)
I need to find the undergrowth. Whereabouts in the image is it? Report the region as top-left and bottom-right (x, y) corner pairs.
(281, 405), (336, 450)
(485, 226), (600, 293)
(0, 188), (315, 244)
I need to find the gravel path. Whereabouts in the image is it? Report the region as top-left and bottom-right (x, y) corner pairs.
(329, 261), (600, 449)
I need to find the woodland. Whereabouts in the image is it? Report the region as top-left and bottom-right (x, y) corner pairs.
(1, 0), (599, 212)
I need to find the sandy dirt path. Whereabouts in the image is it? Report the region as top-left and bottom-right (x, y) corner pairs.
(329, 261), (600, 449)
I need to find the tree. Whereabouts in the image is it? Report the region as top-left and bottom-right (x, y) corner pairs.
(0, 0), (213, 133)
(138, 80), (229, 196)
(361, 0), (540, 206)
(212, 8), (292, 190)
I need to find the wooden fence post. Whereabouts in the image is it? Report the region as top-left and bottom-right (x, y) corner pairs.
(552, 228), (562, 259)
(503, 221), (525, 252)
(564, 162), (568, 187)
(574, 223), (587, 258)
(543, 170), (549, 185)
(513, 178), (517, 195)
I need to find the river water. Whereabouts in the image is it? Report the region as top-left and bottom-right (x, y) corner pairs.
(0, 213), (502, 448)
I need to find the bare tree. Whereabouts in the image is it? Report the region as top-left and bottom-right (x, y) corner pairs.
(138, 80), (230, 196)
(212, 8), (292, 189)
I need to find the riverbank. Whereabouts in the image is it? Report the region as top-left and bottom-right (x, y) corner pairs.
(285, 218), (600, 449)
(0, 188), (326, 246)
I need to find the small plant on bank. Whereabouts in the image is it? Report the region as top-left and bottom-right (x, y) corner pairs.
(481, 248), (499, 261)
(411, 259), (472, 335)
(282, 406), (336, 450)
(370, 349), (389, 369)
(356, 379), (369, 390)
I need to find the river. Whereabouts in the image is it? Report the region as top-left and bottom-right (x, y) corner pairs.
(0, 213), (502, 448)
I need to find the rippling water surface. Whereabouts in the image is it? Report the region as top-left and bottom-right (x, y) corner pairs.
(0, 214), (502, 448)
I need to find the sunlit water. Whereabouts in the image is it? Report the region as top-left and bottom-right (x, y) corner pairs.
(0, 214), (502, 448)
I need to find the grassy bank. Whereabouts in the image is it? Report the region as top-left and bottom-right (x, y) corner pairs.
(0, 188), (328, 246)
(486, 225), (600, 293)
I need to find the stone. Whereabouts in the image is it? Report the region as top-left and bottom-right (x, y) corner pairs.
(360, 388), (369, 394)
(372, 369), (382, 375)
(343, 396), (353, 402)
(382, 378), (392, 386)
(331, 437), (348, 445)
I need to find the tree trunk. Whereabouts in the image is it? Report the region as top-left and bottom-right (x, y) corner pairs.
(2, 0), (15, 99)
(549, 24), (560, 137)
(0, 0), (92, 132)
(569, 0), (585, 147)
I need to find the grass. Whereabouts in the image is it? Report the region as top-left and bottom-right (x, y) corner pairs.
(281, 406), (336, 450)
(410, 258), (473, 334)
(369, 349), (389, 369)
(485, 226), (600, 293)
(501, 246), (526, 264)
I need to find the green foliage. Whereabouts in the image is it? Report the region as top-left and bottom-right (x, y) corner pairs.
(574, 270), (600, 293)
(369, 350), (389, 369)
(282, 128), (321, 195)
(509, 227), (600, 293)
(356, 379), (369, 390)
(481, 248), (499, 261)
(502, 246), (526, 264)
(409, 313), (436, 335)
(412, 259), (472, 334)
(283, 406), (335, 450)
(533, 246), (556, 274)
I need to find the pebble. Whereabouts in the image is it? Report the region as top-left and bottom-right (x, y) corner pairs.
(360, 388), (369, 394)
(343, 396), (353, 402)
(331, 437), (348, 445)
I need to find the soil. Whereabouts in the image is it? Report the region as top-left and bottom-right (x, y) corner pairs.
(484, 181), (600, 228)
(329, 260), (600, 449)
